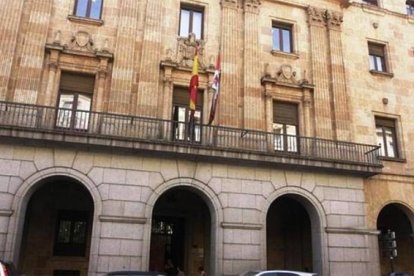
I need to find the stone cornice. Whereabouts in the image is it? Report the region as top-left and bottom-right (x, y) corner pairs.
(99, 215), (147, 224)
(0, 209), (13, 217)
(326, 227), (380, 236)
(221, 222), (262, 230)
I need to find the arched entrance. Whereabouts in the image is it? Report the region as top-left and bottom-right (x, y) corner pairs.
(18, 176), (94, 276)
(266, 194), (318, 273)
(377, 203), (414, 275)
(149, 187), (211, 276)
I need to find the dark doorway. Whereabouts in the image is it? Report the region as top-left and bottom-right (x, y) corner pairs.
(150, 188), (211, 276)
(377, 204), (414, 275)
(267, 195), (313, 272)
(19, 177), (94, 276)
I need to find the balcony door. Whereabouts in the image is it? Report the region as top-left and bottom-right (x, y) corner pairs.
(56, 72), (95, 131)
(273, 101), (299, 153)
(172, 87), (203, 142)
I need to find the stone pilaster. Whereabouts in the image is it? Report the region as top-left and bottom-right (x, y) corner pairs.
(135, 1), (164, 117)
(219, 0), (242, 127)
(307, 6), (334, 139)
(326, 10), (351, 141)
(243, 0), (264, 130)
(108, 0), (140, 114)
(0, 0), (24, 100)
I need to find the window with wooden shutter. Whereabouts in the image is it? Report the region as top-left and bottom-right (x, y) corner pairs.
(273, 101), (298, 152)
(368, 42), (387, 72)
(375, 117), (398, 158)
(56, 72), (95, 130)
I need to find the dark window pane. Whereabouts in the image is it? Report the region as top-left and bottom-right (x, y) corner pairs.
(72, 221), (87, 243)
(57, 220), (72, 243)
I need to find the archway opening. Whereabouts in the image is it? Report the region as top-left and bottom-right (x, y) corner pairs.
(377, 203), (414, 275)
(19, 176), (94, 276)
(266, 195), (313, 273)
(149, 187), (211, 276)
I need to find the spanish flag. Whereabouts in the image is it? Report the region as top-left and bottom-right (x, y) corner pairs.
(189, 46), (199, 124)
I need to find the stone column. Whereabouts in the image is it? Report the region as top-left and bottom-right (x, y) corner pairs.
(135, 1), (164, 117)
(0, 0), (24, 100)
(326, 11), (351, 141)
(44, 47), (61, 106)
(220, 0), (242, 127)
(10, 0), (53, 104)
(108, 0), (140, 114)
(243, 0), (264, 130)
(303, 87), (313, 137)
(307, 7), (334, 139)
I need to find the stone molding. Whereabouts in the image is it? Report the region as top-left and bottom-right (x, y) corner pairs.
(262, 63), (313, 89)
(0, 209), (13, 217)
(221, 222), (262, 230)
(326, 227), (381, 236)
(99, 215), (147, 224)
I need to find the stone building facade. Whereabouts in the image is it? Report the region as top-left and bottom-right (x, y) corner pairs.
(0, 0), (413, 275)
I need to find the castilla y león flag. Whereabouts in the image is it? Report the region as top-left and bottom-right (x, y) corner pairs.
(208, 53), (221, 125)
(189, 46), (199, 123)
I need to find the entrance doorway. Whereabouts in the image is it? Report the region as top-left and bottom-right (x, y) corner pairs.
(18, 177), (94, 276)
(150, 188), (211, 276)
(377, 203), (414, 275)
(267, 195), (313, 273)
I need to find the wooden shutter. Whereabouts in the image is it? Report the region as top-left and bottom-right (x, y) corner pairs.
(375, 117), (395, 128)
(369, 43), (385, 57)
(273, 101), (298, 125)
(173, 87), (203, 107)
(60, 72), (95, 94)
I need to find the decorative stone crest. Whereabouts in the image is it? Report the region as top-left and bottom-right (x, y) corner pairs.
(307, 7), (343, 28)
(262, 64), (310, 86)
(66, 31), (94, 52)
(177, 33), (205, 68)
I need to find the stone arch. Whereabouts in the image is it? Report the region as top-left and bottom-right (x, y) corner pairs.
(143, 177), (224, 276)
(4, 167), (102, 273)
(375, 200), (414, 231)
(261, 186), (328, 276)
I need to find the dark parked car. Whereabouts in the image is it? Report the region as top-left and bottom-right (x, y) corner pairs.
(106, 271), (167, 276)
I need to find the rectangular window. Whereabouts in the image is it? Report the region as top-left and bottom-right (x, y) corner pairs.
(179, 5), (204, 39)
(407, 0), (414, 15)
(368, 42), (387, 72)
(272, 23), (293, 53)
(273, 101), (298, 152)
(375, 117), (398, 158)
(56, 72), (95, 131)
(54, 210), (89, 256)
(74, 0), (103, 20)
(172, 87), (203, 142)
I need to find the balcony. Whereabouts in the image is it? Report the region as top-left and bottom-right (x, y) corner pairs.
(0, 101), (382, 176)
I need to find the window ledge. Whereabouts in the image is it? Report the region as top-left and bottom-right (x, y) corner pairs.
(369, 70), (394, 78)
(379, 156), (406, 163)
(67, 15), (103, 26)
(271, 50), (299, 59)
(362, 4), (386, 16)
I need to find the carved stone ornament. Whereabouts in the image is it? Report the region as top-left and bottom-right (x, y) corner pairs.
(307, 7), (325, 25)
(244, 0), (261, 11)
(177, 33), (205, 68)
(277, 64), (297, 84)
(66, 30), (94, 52)
(326, 10), (343, 28)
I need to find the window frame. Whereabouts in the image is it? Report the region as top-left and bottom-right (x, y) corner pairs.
(407, 0), (414, 16)
(375, 117), (399, 159)
(368, 42), (388, 73)
(53, 210), (90, 257)
(73, 0), (103, 20)
(272, 22), (294, 54)
(362, 0), (379, 6)
(273, 101), (299, 153)
(178, 4), (204, 40)
(56, 90), (93, 131)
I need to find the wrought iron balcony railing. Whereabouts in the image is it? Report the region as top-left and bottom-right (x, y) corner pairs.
(0, 101), (381, 167)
